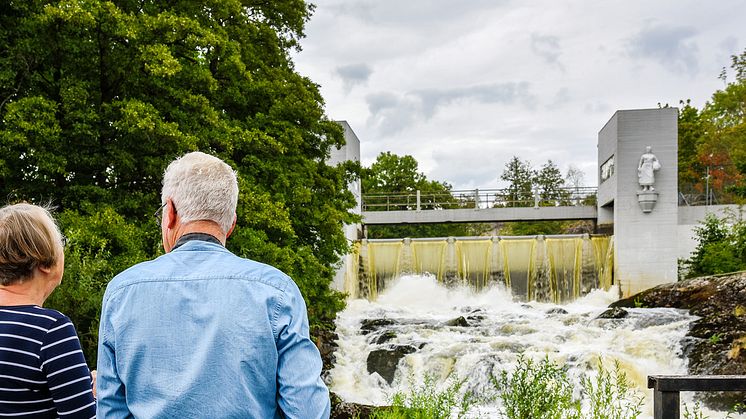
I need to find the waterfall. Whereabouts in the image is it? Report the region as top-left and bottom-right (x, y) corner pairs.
(329, 275), (728, 418)
(347, 235), (614, 303)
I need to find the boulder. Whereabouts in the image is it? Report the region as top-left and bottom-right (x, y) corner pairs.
(360, 318), (396, 335)
(612, 272), (746, 410)
(366, 345), (417, 384)
(596, 307), (629, 319)
(444, 316), (470, 327)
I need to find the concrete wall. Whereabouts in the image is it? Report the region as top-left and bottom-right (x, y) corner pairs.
(598, 108), (678, 296)
(678, 204), (742, 260)
(329, 121), (362, 291)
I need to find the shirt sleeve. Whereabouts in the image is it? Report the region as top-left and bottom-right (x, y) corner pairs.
(96, 292), (131, 418)
(274, 280), (331, 419)
(39, 317), (96, 419)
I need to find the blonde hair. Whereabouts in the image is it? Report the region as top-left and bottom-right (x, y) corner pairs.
(161, 152), (239, 233)
(0, 203), (64, 286)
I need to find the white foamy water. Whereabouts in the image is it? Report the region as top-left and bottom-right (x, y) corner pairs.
(330, 275), (730, 418)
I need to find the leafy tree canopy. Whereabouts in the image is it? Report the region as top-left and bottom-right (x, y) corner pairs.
(0, 0), (357, 362)
(361, 152), (488, 238)
(678, 48), (746, 203)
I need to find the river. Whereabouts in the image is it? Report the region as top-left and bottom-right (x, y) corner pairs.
(329, 274), (730, 418)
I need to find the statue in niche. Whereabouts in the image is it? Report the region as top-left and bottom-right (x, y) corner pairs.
(638, 146), (661, 191)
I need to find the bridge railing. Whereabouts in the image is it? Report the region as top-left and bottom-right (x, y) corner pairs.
(362, 186), (598, 211)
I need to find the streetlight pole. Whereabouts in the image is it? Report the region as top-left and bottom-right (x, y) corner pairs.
(705, 165), (710, 207)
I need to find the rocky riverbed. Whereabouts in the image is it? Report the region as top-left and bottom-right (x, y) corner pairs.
(611, 271), (746, 410)
(321, 274), (712, 418)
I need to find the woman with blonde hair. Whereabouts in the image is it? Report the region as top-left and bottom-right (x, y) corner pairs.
(0, 203), (96, 418)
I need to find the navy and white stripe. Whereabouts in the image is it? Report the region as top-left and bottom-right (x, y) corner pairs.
(0, 306), (95, 418)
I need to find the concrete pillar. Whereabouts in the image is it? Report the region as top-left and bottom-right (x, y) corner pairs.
(597, 108), (678, 296)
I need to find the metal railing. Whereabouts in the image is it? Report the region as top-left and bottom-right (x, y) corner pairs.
(648, 375), (746, 418)
(362, 187), (598, 212)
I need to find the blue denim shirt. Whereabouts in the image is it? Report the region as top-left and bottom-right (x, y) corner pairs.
(97, 240), (330, 418)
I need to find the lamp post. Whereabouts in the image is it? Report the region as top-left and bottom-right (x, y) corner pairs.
(705, 165), (710, 207)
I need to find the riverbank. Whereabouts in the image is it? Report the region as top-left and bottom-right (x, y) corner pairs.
(611, 271), (746, 410)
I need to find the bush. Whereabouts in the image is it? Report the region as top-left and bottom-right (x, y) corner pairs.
(493, 355), (580, 419)
(45, 206), (155, 364)
(581, 359), (642, 419)
(683, 210), (746, 278)
(370, 375), (476, 419)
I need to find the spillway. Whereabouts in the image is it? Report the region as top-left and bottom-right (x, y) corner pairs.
(344, 234), (614, 303)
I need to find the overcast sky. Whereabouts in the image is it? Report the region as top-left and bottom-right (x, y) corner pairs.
(291, 0), (745, 190)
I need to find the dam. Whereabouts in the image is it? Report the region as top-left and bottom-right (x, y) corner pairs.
(345, 235), (613, 304)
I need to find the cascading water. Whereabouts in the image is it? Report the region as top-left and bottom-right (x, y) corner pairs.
(330, 275), (731, 418)
(348, 235), (614, 303)
(332, 235), (731, 417)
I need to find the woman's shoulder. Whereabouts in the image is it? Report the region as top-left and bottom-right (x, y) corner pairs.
(0, 305), (71, 330)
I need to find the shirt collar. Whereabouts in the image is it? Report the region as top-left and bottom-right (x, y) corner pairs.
(172, 232), (223, 250)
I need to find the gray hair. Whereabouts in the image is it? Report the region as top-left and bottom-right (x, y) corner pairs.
(161, 152), (239, 233)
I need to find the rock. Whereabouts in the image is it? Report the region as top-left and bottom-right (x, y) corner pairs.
(366, 345), (417, 384)
(330, 392), (379, 419)
(360, 318), (396, 335)
(444, 316), (470, 327)
(596, 307), (629, 319)
(546, 307), (569, 315)
(371, 330), (397, 345)
(611, 272), (746, 410)
(312, 329), (339, 379)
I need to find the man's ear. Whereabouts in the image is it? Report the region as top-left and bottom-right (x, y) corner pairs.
(166, 198), (178, 229)
(226, 214), (237, 239)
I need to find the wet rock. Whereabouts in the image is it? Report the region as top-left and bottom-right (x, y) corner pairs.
(596, 307), (629, 319)
(330, 392), (380, 419)
(366, 345), (417, 384)
(312, 329), (339, 380)
(444, 316), (470, 327)
(546, 307), (569, 315)
(360, 318), (396, 335)
(371, 330), (397, 345)
(611, 272), (746, 410)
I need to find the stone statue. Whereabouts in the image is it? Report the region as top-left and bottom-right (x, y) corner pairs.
(638, 146), (661, 191)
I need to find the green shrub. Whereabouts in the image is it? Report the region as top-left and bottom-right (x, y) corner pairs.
(683, 402), (709, 419)
(493, 355), (580, 419)
(581, 359), (643, 419)
(683, 211), (746, 278)
(370, 375), (476, 419)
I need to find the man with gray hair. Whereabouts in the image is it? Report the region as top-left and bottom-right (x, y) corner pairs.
(96, 152), (330, 418)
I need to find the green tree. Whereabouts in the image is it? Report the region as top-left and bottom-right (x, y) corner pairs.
(678, 48), (746, 203)
(361, 152), (488, 238)
(534, 159), (567, 205)
(683, 211), (746, 278)
(0, 0), (356, 362)
(678, 99), (705, 195)
(500, 156), (534, 207)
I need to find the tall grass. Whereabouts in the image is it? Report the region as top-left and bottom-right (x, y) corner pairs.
(369, 375), (476, 419)
(493, 355), (580, 419)
(581, 359), (642, 419)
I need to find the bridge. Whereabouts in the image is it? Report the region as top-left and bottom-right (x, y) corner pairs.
(361, 187), (598, 225)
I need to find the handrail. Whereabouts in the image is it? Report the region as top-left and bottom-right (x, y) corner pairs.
(362, 187), (598, 211)
(647, 375), (746, 419)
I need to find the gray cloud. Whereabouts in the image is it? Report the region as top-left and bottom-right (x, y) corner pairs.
(365, 82), (537, 136)
(335, 63), (373, 91)
(531, 34), (563, 70)
(628, 25), (700, 76)
(326, 0), (506, 25)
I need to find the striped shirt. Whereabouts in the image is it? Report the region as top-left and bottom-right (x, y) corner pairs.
(0, 305), (96, 418)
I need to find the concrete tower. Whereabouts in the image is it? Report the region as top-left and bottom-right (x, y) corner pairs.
(597, 108), (679, 296)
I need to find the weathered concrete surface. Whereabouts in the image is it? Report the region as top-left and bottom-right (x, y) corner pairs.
(611, 271), (746, 409)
